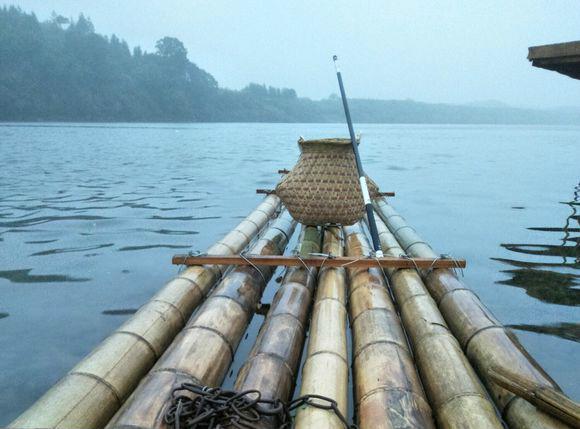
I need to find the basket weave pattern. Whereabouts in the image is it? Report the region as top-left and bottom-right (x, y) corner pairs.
(275, 138), (378, 226)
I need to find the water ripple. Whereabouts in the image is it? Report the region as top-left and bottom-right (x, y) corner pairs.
(118, 244), (192, 252)
(30, 243), (114, 257)
(149, 215), (220, 221)
(0, 215), (111, 228)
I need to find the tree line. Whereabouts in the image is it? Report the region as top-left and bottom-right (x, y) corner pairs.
(1, 6), (577, 124)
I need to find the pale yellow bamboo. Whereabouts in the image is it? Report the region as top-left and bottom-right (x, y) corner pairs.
(295, 226), (349, 429)
(372, 216), (503, 429)
(488, 366), (580, 428)
(9, 195), (280, 429)
(105, 211), (296, 429)
(233, 225), (321, 428)
(344, 223), (435, 429)
(374, 197), (570, 429)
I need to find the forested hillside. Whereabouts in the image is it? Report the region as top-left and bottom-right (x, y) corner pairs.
(1, 6), (578, 124)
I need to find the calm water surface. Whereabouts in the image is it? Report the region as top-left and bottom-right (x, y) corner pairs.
(0, 123), (578, 424)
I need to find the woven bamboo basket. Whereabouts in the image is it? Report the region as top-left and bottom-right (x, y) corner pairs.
(275, 138), (379, 226)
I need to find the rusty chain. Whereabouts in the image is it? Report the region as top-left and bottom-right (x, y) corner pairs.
(164, 382), (357, 429)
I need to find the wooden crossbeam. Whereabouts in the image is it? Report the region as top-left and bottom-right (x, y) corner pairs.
(172, 254), (466, 269)
(256, 189), (396, 197)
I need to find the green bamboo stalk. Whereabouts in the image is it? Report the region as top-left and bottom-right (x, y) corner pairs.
(105, 211), (295, 429)
(234, 225), (321, 428)
(295, 226), (349, 429)
(374, 198), (570, 429)
(9, 195), (281, 429)
(372, 215), (503, 429)
(344, 223), (435, 429)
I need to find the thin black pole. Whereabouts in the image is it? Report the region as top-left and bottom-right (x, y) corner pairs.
(333, 55), (383, 257)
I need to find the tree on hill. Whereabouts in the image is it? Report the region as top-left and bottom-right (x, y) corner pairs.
(0, 6), (576, 124)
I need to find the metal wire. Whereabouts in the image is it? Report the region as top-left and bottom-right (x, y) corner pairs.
(293, 251), (313, 275)
(438, 254), (465, 278)
(239, 251), (267, 286)
(164, 382), (357, 429)
(399, 253), (422, 276)
(178, 250), (207, 274)
(308, 252), (335, 271)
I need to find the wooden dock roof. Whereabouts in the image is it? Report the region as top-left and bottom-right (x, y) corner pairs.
(528, 41), (580, 80)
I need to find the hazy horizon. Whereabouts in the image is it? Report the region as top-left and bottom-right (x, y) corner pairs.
(6, 1), (580, 109)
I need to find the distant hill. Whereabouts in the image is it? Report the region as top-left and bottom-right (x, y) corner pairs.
(1, 5), (579, 124)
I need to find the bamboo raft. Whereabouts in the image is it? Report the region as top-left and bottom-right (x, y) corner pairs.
(9, 191), (579, 429)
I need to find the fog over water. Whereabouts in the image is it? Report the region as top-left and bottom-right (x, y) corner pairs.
(8, 0), (580, 108)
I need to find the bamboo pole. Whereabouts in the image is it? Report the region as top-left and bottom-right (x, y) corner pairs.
(488, 366), (580, 428)
(374, 197), (571, 429)
(9, 195), (280, 429)
(343, 223), (435, 429)
(372, 216), (503, 429)
(105, 211), (296, 429)
(233, 225), (321, 428)
(295, 226), (349, 429)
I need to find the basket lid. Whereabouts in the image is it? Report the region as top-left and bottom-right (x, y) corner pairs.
(297, 137), (360, 149)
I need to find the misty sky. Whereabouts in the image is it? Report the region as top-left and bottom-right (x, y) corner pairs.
(9, 1), (580, 108)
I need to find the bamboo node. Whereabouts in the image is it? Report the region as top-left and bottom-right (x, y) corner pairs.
(488, 365), (580, 428)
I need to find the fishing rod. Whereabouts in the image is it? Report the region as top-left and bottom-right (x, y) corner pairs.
(333, 55), (384, 257)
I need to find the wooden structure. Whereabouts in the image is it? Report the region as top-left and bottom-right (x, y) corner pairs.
(172, 254), (466, 269)
(10, 185), (579, 429)
(257, 188), (396, 197)
(528, 41), (580, 80)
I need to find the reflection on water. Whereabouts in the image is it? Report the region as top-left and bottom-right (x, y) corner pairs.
(501, 243), (578, 258)
(0, 269), (91, 283)
(497, 268), (579, 306)
(117, 244), (192, 251)
(508, 322), (580, 343)
(495, 183), (579, 342)
(30, 243), (114, 256)
(0, 215), (111, 228)
(0, 312), (9, 319)
(102, 309), (138, 315)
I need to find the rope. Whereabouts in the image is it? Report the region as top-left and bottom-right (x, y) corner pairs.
(164, 382), (357, 429)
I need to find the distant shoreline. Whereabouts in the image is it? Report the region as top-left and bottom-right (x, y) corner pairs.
(2, 120), (580, 127)
(2, 7), (579, 126)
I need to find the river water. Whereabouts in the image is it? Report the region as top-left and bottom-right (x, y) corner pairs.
(0, 123), (578, 424)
